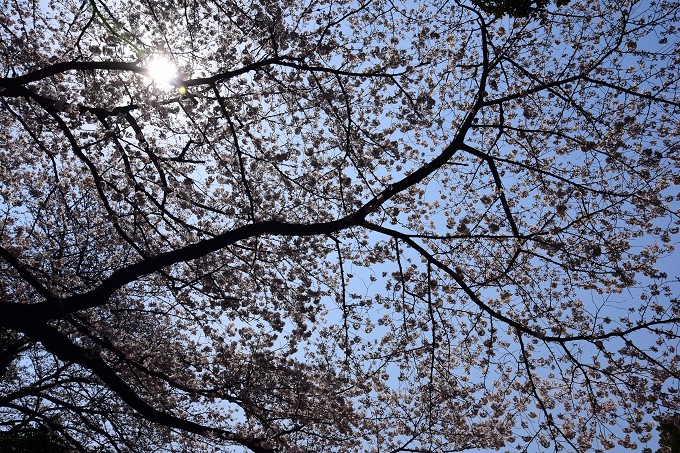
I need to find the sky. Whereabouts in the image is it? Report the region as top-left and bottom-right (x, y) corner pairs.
(3, 0), (679, 451)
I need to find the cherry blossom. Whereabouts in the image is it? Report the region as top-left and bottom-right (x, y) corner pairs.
(0, 0), (678, 451)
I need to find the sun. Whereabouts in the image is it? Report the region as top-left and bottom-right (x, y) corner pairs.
(146, 57), (178, 86)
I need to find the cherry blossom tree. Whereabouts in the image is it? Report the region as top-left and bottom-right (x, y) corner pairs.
(1, 0), (678, 451)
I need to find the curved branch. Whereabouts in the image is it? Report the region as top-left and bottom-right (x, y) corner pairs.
(23, 323), (273, 453)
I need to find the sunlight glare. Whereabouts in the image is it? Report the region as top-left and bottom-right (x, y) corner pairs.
(146, 58), (178, 86)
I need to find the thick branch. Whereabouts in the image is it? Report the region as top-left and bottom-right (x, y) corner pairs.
(23, 323), (273, 453)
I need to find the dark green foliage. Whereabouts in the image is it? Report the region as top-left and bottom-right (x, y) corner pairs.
(658, 417), (680, 453)
(0, 429), (70, 453)
(472, 0), (570, 17)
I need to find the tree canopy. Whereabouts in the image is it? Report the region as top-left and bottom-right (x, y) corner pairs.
(0, 427), (69, 453)
(657, 415), (680, 453)
(0, 0), (678, 451)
